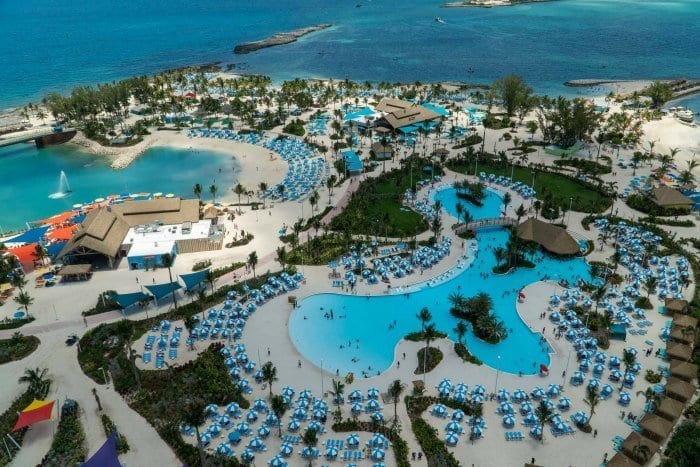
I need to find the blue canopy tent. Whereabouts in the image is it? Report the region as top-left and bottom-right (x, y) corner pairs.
(145, 282), (182, 305)
(341, 150), (363, 176)
(7, 226), (49, 244)
(110, 292), (150, 310)
(398, 125), (418, 134)
(45, 242), (67, 259)
(423, 103), (450, 117)
(179, 269), (210, 291)
(82, 433), (121, 467)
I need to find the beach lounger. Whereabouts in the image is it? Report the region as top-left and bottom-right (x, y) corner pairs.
(169, 349), (177, 360)
(142, 352), (152, 364)
(342, 451), (351, 461)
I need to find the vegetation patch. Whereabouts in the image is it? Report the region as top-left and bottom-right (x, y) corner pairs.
(553, 158), (611, 175)
(638, 216), (695, 227)
(40, 400), (87, 467)
(626, 194), (690, 217)
(0, 317), (35, 331)
(405, 397), (460, 467)
(635, 296), (653, 310)
(405, 330), (448, 342)
(101, 414), (130, 454)
(282, 118), (305, 136)
(415, 347), (443, 374)
(660, 421), (700, 467)
(0, 333), (39, 364)
(449, 292), (508, 343)
(454, 343), (482, 365)
(82, 290), (120, 316)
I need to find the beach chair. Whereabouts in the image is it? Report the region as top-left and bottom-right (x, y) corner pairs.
(515, 431), (524, 440)
(169, 349), (177, 360)
(142, 352), (152, 364)
(342, 451), (351, 461)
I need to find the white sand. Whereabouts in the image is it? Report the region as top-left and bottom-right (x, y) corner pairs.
(642, 117), (700, 173)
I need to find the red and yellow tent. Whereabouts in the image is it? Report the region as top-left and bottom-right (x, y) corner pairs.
(12, 399), (54, 431)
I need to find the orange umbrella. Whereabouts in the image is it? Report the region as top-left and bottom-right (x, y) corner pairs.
(8, 243), (39, 267)
(37, 211), (76, 226)
(46, 225), (77, 241)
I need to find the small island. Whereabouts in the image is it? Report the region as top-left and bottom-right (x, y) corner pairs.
(443, 0), (555, 8)
(234, 24), (332, 54)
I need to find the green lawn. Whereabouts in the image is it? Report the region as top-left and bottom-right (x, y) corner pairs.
(449, 162), (611, 213)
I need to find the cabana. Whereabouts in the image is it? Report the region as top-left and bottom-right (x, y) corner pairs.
(664, 377), (696, 402)
(670, 325), (695, 344)
(370, 142), (394, 161)
(648, 186), (693, 210)
(609, 324), (627, 341)
(621, 432), (659, 464)
(516, 218), (579, 255)
(655, 397), (685, 422)
(638, 414), (673, 442)
(341, 150), (363, 176)
(605, 453), (641, 467)
(666, 342), (693, 361)
(56, 264), (93, 282)
(669, 360), (698, 382)
(671, 313), (697, 329)
(664, 298), (689, 316)
(12, 399), (55, 431)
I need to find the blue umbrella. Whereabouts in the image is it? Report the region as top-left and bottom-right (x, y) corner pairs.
(497, 389), (510, 401)
(248, 437), (265, 450)
(371, 412), (384, 422)
(547, 384), (561, 396)
(351, 403), (363, 414)
(619, 392), (631, 405)
(346, 433), (360, 446)
(445, 421), (462, 433)
(282, 386), (295, 397)
(531, 387), (546, 399)
(279, 442), (294, 456)
(473, 384), (486, 395)
(246, 410), (258, 422)
(367, 387), (381, 399)
(325, 446), (339, 458)
(445, 432), (459, 445)
(287, 420), (300, 431)
(520, 401), (534, 414)
(500, 402), (514, 414)
(513, 389), (527, 401)
(471, 394), (484, 405)
(371, 448), (386, 461)
(300, 446), (318, 458)
(268, 455), (287, 467)
(524, 413), (538, 424)
(257, 425), (270, 437)
(300, 389), (313, 399)
(588, 378), (601, 389)
(349, 390), (363, 401)
(470, 425), (483, 438)
(216, 442), (233, 457)
(452, 409), (465, 421)
(236, 422), (250, 434)
(558, 397), (571, 409)
(292, 407), (307, 419)
(265, 413), (279, 426)
(530, 425), (543, 437)
(241, 449), (255, 462)
(366, 399), (381, 412)
(253, 399), (267, 411)
(502, 414), (515, 427)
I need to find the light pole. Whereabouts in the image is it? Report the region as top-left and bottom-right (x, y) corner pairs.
(98, 367), (108, 386)
(510, 158), (515, 182)
(494, 355), (501, 392)
(320, 359), (324, 396)
(567, 196), (574, 225)
(563, 349), (572, 386)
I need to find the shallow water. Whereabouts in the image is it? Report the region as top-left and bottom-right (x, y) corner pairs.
(0, 145), (236, 231)
(290, 189), (591, 376)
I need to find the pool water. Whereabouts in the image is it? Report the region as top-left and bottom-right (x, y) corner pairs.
(433, 185), (506, 220)
(289, 189), (591, 376)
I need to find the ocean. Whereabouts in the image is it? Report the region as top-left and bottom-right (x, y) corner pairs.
(1, 0), (699, 108)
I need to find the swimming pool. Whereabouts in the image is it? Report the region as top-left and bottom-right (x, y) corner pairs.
(289, 189), (591, 376)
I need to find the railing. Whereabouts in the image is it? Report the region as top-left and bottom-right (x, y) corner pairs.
(454, 217), (517, 233)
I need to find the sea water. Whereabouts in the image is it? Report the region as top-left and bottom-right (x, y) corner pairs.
(0, 144), (237, 231)
(289, 189), (591, 375)
(1, 0), (699, 108)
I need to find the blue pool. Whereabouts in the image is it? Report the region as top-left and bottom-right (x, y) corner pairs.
(290, 189), (591, 376)
(433, 185), (506, 220)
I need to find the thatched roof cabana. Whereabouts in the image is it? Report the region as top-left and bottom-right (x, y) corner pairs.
(666, 342), (693, 361)
(621, 431), (659, 463)
(656, 397), (685, 422)
(664, 377), (697, 402)
(672, 313), (697, 329)
(665, 298), (689, 315)
(638, 414), (674, 442)
(606, 452), (642, 467)
(516, 217), (579, 255)
(649, 185), (693, 208)
(669, 359), (698, 382)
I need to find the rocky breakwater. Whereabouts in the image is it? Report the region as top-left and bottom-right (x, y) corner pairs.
(234, 24), (332, 54)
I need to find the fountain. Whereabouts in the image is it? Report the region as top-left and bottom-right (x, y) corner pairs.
(48, 170), (72, 199)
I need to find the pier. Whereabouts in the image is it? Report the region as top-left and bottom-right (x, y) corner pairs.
(0, 127), (76, 148)
(454, 216), (517, 234)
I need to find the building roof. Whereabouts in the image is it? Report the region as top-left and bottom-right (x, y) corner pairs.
(664, 377), (697, 400)
(202, 206), (219, 220)
(341, 150), (363, 172)
(650, 185), (693, 207)
(669, 359), (699, 380)
(665, 298), (689, 313)
(371, 142), (394, 154)
(516, 217), (579, 255)
(621, 431), (659, 460)
(666, 342), (693, 361)
(670, 325), (695, 343)
(638, 413), (674, 440)
(111, 198), (200, 226)
(374, 98), (441, 129)
(605, 452), (642, 467)
(57, 209), (131, 260)
(672, 312), (697, 328)
(656, 397), (685, 421)
(57, 264), (93, 276)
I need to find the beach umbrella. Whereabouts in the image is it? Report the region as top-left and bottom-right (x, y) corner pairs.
(367, 387), (380, 399)
(610, 369), (623, 381)
(445, 420), (462, 433)
(524, 413), (538, 424)
(470, 425), (483, 438)
(216, 442), (233, 457)
(371, 412), (384, 422)
(292, 407), (307, 419)
(601, 384), (614, 396)
(502, 414), (515, 427)
(268, 455), (287, 467)
(371, 448), (386, 461)
(287, 420), (300, 431)
(554, 421), (567, 432)
(609, 356), (621, 367)
(437, 378), (453, 391)
(205, 404), (219, 415)
(625, 347), (638, 357)
(307, 420), (323, 432)
(500, 402), (514, 414)
(247, 437), (265, 450)
(366, 399), (381, 412)
(471, 394), (484, 405)
(453, 391), (468, 403)
(313, 400), (328, 410)
(349, 390), (363, 401)
(473, 384), (486, 395)
(282, 386), (295, 397)
(313, 408), (327, 419)
(513, 389), (527, 401)
(246, 410), (258, 422)
(199, 432), (211, 445)
(497, 389), (510, 401)
(300, 446), (318, 459)
(325, 446), (339, 458)
(236, 422), (250, 434)
(547, 384), (561, 396)
(227, 430), (241, 443)
(217, 414), (231, 426)
(240, 449), (255, 462)
(432, 404), (448, 416)
(520, 401), (533, 414)
(208, 422), (222, 435)
(530, 425), (543, 437)
(279, 442), (294, 456)
(445, 432), (459, 446)
(624, 373), (636, 384)
(558, 397), (571, 410)
(573, 371), (585, 381)
(593, 363), (606, 375)
(531, 387), (546, 399)
(253, 399), (267, 411)
(452, 409), (465, 421)
(619, 392), (631, 405)
(630, 362), (642, 373)
(370, 433), (387, 448)
(257, 425), (271, 437)
(588, 378), (601, 389)
(299, 389), (313, 399)
(346, 433), (360, 446)
(351, 403), (363, 414)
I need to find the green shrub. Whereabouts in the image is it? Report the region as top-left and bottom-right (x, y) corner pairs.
(639, 216), (695, 227)
(41, 401), (87, 466)
(644, 369), (662, 383)
(100, 414), (130, 454)
(661, 421), (700, 466)
(635, 296), (653, 310)
(283, 118), (305, 136)
(454, 343), (482, 365)
(0, 317), (35, 330)
(0, 334), (39, 364)
(410, 418), (460, 466)
(415, 347), (443, 374)
(627, 194), (691, 217)
(82, 290), (120, 316)
(405, 330), (447, 342)
(192, 260), (212, 271)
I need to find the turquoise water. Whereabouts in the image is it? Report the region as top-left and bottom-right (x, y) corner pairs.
(290, 189), (591, 376)
(0, 145), (236, 231)
(1, 0), (699, 107)
(434, 185), (506, 220)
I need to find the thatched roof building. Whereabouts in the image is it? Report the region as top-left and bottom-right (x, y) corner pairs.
(621, 431), (659, 463)
(649, 185), (693, 208)
(669, 359), (698, 382)
(638, 414), (674, 442)
(664, 377), (696, 402)
(665, 298), (689, 315)
(516, 217), (579, 255)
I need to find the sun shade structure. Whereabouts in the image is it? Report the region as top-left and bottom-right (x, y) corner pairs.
(621, 431), (659, 462)
(638, 414), (674, 442)
(7, 226), (49, 244)
(516, 217), (579, 255)
(669, 360), (699, 381)
(666, 342), (693, 361)
(665, 298), (689, 315)
(663, 377), (697, 402)
(341, 150), (363, 175)
(656, 397), (685, 421)
(374, 98), (441, 130)
(12, 399), (55, 431)
(110, 291), (150, 309)
(649, 185), (693, 208)
(180, 269), (210, 291)
(606, 452), (642, 467)
(82, 432), (121, 467)
(145, 282), (182, 301)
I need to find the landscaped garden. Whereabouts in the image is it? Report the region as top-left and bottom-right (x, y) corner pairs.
(0, 333), (39, 364)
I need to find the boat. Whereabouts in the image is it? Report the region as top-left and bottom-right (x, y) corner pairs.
(435, 17), (446, 24)
(675, 108), (695, 123)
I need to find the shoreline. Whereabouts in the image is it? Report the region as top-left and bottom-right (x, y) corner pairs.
(233, 24), (332, 54)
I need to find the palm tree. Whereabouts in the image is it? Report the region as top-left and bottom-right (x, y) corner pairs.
(160, 253), (178, 310)
(271, 394), (287, 438)
(329, 379), (345, 406)
(453, 321), (468, 348)
(583, 386), (601, 426)
(631, 443), (651, 463)
(387, 379), (405, 426)
(416, 307), (432, 333)
(14, 291), (34, 315)
(247, 251), (258, 278)
(209, 184), (218, 204)
(636, 387), (661, 413)
(302, 428), (318, 467)
(233, 183), (246, 206)
(182, 401), (208, 467)
(309, 190), (320, 213)
(533, 200), (542, 219)
(276, 246), (288, 273)
(261, 361), (278, 400)
(455, 202), (464, 224)
(469, 402), (483, 442)
(622, 349), (636, 378)
(193, 183), (202, 200)
(534, 400), (553, 444)
(644, 276), (658, 298)
(18, 367), (49, 397)
(493, 246), (507, 267)
(431, 216), (443, 241)
(204, 269), (216, 295)
(422, 323), (439, 378)
(502, 192), (512, 215)
(515, 204), (527, 224)
(126, 340), (142, 391)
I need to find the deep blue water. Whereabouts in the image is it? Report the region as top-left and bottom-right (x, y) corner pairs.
(1, 0), (699, 108)
(0, 144), (236, 232)
(290, 190), (591, 375)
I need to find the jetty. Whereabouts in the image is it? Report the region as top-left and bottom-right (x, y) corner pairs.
(0, 127), (76, 149)
(234, 24), (332, 54)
